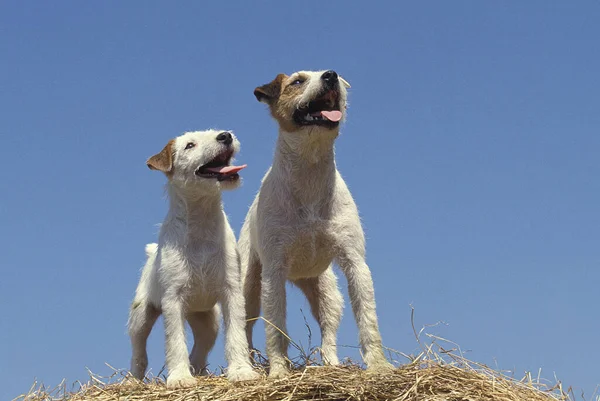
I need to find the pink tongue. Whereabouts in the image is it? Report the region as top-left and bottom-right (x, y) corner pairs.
(204, 164), (247, 175)
(321, 110), (343, 122)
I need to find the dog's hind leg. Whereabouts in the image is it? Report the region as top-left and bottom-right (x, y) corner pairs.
(188, 306), (220, 376)
(239, 218), (262, 354)
(128, 301), (160, 380)
(243, 250), (262, 352)
(292, 267), (343, 365)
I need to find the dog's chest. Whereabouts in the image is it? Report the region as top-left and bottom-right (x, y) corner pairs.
(184, 257), (223, 312)
(185, 246), (225, 286)
(186, 246), (223, 275)
(286, 211), (336, 280)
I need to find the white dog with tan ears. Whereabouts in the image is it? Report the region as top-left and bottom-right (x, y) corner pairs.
(239, 70), (394, 378)
(128, 129), (259, 387)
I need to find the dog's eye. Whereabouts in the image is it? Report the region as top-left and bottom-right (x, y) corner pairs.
(291, 79), (305, 86)
(185, 142), (195, 150)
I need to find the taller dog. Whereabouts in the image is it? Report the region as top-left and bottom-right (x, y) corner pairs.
(240, 70), (393, 378)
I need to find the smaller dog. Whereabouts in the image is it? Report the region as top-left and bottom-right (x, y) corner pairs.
(128, 130), (259, 387)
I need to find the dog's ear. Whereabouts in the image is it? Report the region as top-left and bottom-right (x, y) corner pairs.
(147, 139), (175, 173)
(254, 74), (287, 103)
(339, 76), (351, 89)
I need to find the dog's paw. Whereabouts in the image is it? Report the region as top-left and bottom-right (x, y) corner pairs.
(268, 365), (290, 379)
(166, 372), (197, 388)
(121, 376), (144, 389)
(366, 360), (395, 373)
(227, 366), (261, 382)
(321, 353), (340, 366)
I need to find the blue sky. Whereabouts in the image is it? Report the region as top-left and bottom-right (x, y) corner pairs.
(1, 1), (599, 399)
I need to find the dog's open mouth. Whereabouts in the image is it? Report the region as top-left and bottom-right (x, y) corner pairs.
(293, 90), (343, 128)
(195, 150), (247, 181)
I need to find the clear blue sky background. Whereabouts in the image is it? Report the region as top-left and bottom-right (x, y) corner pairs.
(1, 2), (598, 400)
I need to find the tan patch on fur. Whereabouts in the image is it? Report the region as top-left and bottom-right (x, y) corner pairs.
(147, 139), (175, 175)
(254, 73), (287, 103)
(255, 73), (317, 132)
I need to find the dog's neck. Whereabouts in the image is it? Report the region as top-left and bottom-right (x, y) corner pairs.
(273, 127), (338, 202)
(164, 182), (224, 240)
(275, 127), (338, 165)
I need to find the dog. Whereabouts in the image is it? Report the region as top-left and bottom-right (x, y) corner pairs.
(128, 129), (259, 387)
(239, 70), (394, 378)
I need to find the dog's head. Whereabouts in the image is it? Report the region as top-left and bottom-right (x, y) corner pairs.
(146, 130), (245, 191)
(254, 70), (350, 133)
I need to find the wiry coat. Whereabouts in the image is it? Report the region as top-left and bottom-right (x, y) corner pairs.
(240, 71), (393, 378)
(128, 130), (258, 388)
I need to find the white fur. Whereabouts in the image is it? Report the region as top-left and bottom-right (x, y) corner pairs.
(128, 130), (259, 388)
(241, 71), (393, 378)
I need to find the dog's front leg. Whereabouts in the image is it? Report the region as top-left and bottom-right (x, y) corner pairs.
(162, 293), (196, 388)
(220, 265), (260, 382)
(262, 261), (290, 378)
(336, 248), (393, 372)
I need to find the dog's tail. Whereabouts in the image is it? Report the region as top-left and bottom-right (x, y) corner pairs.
(145, 243), (158, 257)
(128, 243), (159, 320)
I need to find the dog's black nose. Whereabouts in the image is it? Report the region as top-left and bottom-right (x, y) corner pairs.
(216, 131), (233, 145)
(321, 70), (338, 87)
